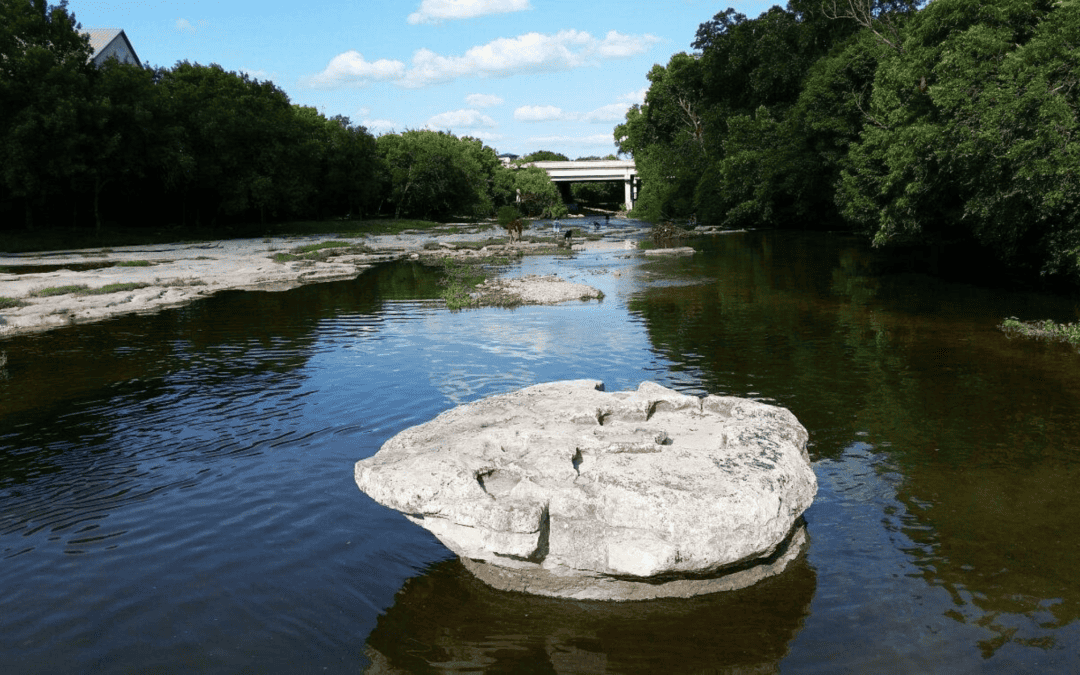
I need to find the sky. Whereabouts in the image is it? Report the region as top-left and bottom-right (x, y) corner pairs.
(71, 0), (776, 159)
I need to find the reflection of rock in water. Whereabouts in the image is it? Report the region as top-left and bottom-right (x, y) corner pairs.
(363, 546), (816, 674)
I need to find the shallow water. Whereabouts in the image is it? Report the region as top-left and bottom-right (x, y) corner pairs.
(1, 231), (1079, 673)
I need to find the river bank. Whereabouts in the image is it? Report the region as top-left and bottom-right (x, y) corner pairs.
(0, 224), (643, 338)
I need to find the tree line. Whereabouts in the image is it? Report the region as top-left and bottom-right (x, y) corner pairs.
(0, 1), (571, 234)
(617, 0), (1080, 286)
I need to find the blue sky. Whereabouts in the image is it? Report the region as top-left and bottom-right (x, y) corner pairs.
(71, 1), (775, 159)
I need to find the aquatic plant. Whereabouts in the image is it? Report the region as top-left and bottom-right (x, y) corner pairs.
(1000, 317), (1080, 348)
(438, 258), (490, 310)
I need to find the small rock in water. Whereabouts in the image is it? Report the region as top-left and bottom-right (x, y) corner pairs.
(354, 380), (816, 600)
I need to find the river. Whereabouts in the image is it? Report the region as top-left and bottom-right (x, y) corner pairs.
(1, 229), (1078, 673)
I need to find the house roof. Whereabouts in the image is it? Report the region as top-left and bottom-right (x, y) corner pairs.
(84, 28), (142, 68)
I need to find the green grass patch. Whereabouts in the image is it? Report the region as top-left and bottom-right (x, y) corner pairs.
(435, 255), (526, 310)
(438, 258), (489, 310)
(85, 282), (150, 295)
(292, 241), (353, 254)
(0, 296), (29, 309)
(1000, 317), (1080, 348)
(30, 284), (91, 297)
(272, 240), (376, 263)
(29, 282), (151, 298)
(116, 260), (153, 267)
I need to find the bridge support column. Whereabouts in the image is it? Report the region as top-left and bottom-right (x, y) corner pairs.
(624, 177), (639, 211)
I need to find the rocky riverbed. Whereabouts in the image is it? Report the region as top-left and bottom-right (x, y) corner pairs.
(0, 224), (645, 337)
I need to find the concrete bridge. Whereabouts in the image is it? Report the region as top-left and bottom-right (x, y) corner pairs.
(519, 160), (639, 210)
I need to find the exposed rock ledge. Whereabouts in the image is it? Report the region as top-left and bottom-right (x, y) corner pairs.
(470, 274), (603, 306)
(0, 231), (604, 337)
(355, 380), (817, 601)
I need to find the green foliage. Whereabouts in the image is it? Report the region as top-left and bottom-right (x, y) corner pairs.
(570, 181), (622, 206)
(377, 130), (509, 220)
(616, 53), (711, 221)
(30, 282), (150, 296)
(30, 284), (90, 297)
(513, 167), (568, 218)
(838, 0), (1080, 281)
(88, 282), (150, 294)
(1001, 317), (1080, 347)
(272, 240), (374, 262)
(116, 260), (153, 267)
(519, 150), (570, 162)
(619, 0), (1080, 286)
(0, 0), (95, 228)
(438, 258), (490, 310)
(651, 221), (688, 248)
(0, 3), (383, 232)
(497, 205), (521, 227)
(0, 297), (29, 309)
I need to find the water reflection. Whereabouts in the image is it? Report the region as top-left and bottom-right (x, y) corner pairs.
(630, 231), (1080, 666)
(364, 555), (816, 674)
(4, 230), (1080, 672)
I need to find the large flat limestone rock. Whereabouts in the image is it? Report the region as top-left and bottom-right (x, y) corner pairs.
(355, 380), (817, 600)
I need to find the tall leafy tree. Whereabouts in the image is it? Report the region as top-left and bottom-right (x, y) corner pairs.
(157, 63), (305, 226)
(81, 59), (160, 231)
(837, 0), (1079, 280)
(0, 0), (94, 228)
(615, 53), (710, 220)
(376, 130), (507, 220)
(513, 166), (567, 218)
(518, 150), (570, 162)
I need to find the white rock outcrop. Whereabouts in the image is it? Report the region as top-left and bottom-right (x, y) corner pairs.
(354, 380), (817, 600)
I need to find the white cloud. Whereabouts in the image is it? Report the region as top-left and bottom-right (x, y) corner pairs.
(399, 30), (658, 88)
(466, 93), (504, 108)
(306, 51), (406, 88)
(621, 88), (647, 104)
(514, 105), (569, 122)
(308, 30), (659, 90)
(363, 118), (400, 134)
(176, 18), (208, 34)
(583, 103), (630, 123)
(596, 30), (655, 58)
(239, 68), (271, 81)
(426, 109), (497, 129)
(408, 0), (531, 25)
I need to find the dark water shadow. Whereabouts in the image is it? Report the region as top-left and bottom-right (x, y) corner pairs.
(364, 552), (817, 674)
(0, 261), (118, 274)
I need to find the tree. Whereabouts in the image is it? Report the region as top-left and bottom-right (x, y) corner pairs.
(81, 59), (159, 231)
(513, 166), (567, 218)
(376, 130), (507, 220)
(309, 112), (383, 220)
(518, 150), (569, 162)
(157, 63), (306, 226)
(571, 180), (622, 207)
(620, 2), (866, 224)
(836, 0), (1079, 281)
(615, 54), (710, 220)
(0, 0), (94, 228)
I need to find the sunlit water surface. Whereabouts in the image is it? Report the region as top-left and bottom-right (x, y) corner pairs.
(2, 230), (1079, 673)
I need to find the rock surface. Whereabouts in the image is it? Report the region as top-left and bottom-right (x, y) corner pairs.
(470, 274), (602, 306)
(355, 380), (817, 600)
